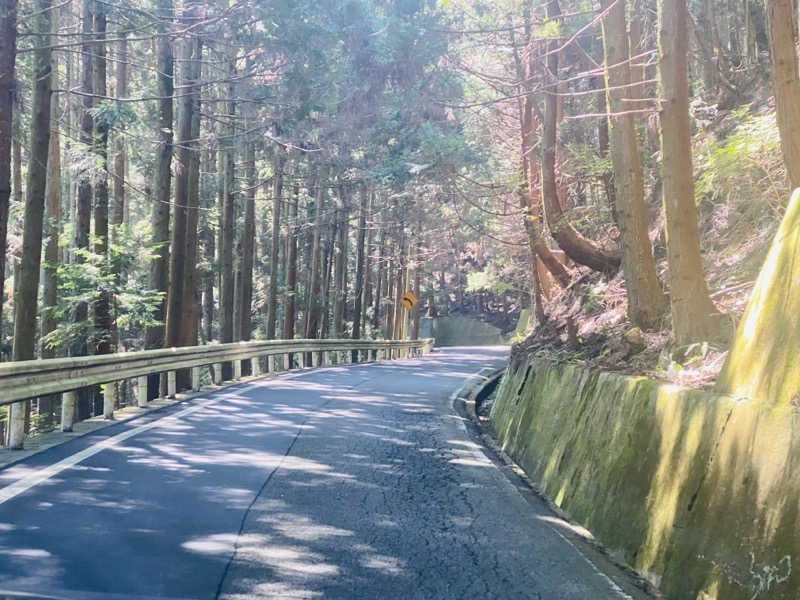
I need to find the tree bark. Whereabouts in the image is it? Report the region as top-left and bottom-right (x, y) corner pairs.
(766, 0), (800, 189)
(218, 58), (235, 379)
(305, 168), (327, 339)
(333, 187), (349, 338)
(144, 0), (173, 399)
(240, 141), (256, 343)
(9, 0), (52, 448)
(351, 184), (369, 350)
(542, 0), (621, 276)
(321, 218), (334, 338)
(0, 0), (15, 348)
(658, 0), (725, 345)
(372, 224), (385, 331)
(112, 33), (127, 227)
(362, 191), (374, 329)
(282, 181), (299, 340)
(601, 0), (667, 328)
(40, 83), (61, 427)
(92, 1), (111, 358)
(71, 0), (93, 418)
(266, 148), (285, 339)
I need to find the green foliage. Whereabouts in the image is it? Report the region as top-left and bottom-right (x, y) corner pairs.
(88, 99), (137, 130)
(695, 106), (789, 217)
(41, 226), (164, 353)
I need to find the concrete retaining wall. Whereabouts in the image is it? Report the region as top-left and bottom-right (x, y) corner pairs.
(431, 316), (507, 346)
(491, 359), (800, 599)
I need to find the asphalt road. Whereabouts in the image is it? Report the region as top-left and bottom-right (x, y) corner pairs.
(0, 347), (651, 600)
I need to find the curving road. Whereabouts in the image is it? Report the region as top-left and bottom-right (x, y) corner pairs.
(0, 347), (650, 599)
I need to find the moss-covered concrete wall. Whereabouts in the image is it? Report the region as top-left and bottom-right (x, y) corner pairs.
(491, 359), (800, 599)
(432, 316), (507, 346)
(716, 188), (800, 406)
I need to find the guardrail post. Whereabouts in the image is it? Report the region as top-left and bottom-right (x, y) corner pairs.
(137, 376), (148, 407)
(234, 360), (242, 380)
(213, 364), (222, 385)
(252, 357), (261, 376)
(191, 367), (201, 391)
(168, 371), (177, 398)
(61, 391), (76, 432)
(103, 383), (116, 420)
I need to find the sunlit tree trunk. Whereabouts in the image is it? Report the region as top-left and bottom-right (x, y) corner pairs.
(283, 182), (299, 340)
(658, 0), (724, 345)
(41, 80), (61, 427)
(305, 168), (327, 339)
(766, 0), (800, 189)
(266, 148), (285, 339)
(542, 0), (621, 276)
(372, 225), (385, 332)
(602, 0), (667, 328)
(362, 191), (374, 329)
(9, 0), (52, 448)
(332, 187), (348, 337)
(351, 184), (369, 351)
(218, 61), (235, 379)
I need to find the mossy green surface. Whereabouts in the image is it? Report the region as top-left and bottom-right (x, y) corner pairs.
(716, 188), (800, 406)
(491, 359), (800, 599)
(431, 316), (507, 346)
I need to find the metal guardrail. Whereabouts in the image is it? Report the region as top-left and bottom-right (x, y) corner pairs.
(0, 338), (435, 417)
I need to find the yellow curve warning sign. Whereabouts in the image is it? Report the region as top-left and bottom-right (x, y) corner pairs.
(400, 291), (418, 310)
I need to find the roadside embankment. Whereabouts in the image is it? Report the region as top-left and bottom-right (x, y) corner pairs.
(490, 358), (799, 600)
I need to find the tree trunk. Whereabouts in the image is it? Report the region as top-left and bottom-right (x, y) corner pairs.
(266, 148), (285, 339)
(0, 0), (15, 348)
(165, 3), (202, 388)
(372, 225), (385, 331)
(412, 241), (421, 340)
(351, 184), (369, 350)
(332, 188), (348, 338)
(40, 84), (61, 427)
(93, 1), (111, 359)
(766, 0), (800, 189)
(240, 141), (256, 344)
(218, 61), (235, 379)
(71, 0), (93, 419)
(9, 0), (52, 448)
(321, 219), (334, 338)
(542, 0), (621, 276)
(305, 168), (327, 339)
(144, 0), (173, 400)
(362, 191), (374, 329)
(282, 181), (299, 340)
(112, 33), (127, 227)
(179, 30), (202, 353)
(658, 0), (725, 345)
(602, 0), (667, 328)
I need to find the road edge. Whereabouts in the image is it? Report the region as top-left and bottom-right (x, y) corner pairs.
(451, 367), (660, 600)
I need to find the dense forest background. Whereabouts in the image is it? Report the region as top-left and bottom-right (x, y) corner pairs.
(1, 0), (798, 446)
